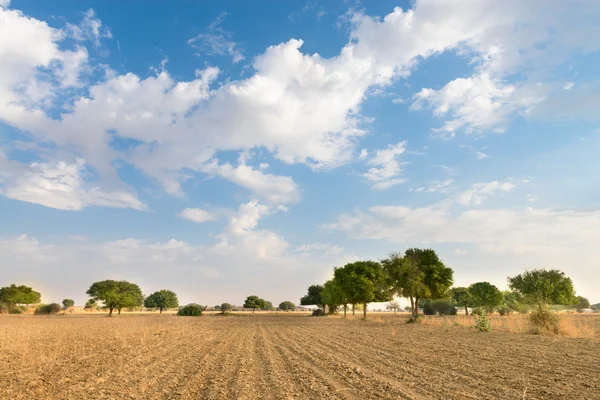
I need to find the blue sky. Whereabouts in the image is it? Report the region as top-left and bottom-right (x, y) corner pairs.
(1, 0), (599, 305)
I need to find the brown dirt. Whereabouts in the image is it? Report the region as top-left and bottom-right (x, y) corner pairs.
(0, 314), (598, 400)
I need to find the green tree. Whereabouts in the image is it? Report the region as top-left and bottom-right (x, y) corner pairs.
(574, 296), (590, 311)
(508, 269), (576, 305)
(322, 277), (348, 317)
(468, 282), (504, 312)
(450, 287), (472, 315)
(220, 303), (233, 313)
(300, 284), (326, 311)
(144, 290), (179, 313)
(263, 300), (274, 311)
(86, 280), (144, 316)
(382, 249), (454, 322)
(279, 301), (296, 311)
(0, 284), (41, 306)
(62, 299), (75, 309)
(84, 299), (97, 309)
(335, 260), (391, 319)
(244, 295), (262, 313)
(386, 300), (401, 314)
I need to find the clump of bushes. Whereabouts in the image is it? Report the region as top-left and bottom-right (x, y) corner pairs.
(530, 304), (559, 334)
(311, 309), (325, 316)
(474, 310), (491, 332)
(177, 304), (204, 316)
(497, 306), (513, 316)
(422, 300), (457, 316)
(34, 303), (62, 315)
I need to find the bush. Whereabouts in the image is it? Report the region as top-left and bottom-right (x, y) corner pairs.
(177, 304), (204, 316)
(422, 300), (456, 315)
(497, 306), (513, 316)
(474, 310), (491, 332)
(9, 307), (22, 314)
(422, 301), (436, 315)
(220, 303), (233, 313)
(530, 304), (559, 334)
(34, 303), (62, 315)
(311, 309), (325, 316)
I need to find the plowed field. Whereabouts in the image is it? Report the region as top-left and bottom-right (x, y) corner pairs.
(1, 314), (598, 400)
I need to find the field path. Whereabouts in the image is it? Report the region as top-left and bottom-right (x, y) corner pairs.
(0, 314), (598, 399)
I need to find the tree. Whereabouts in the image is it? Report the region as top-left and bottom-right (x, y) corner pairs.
(86, 280), (144, 316)
(84, 299), (97, 310)
(322, 278), (348, 317)
(244, 295), (262, 313)
(263, 300), (274, 311)
(450, 287), (472, 315)
(468, 282), (504, 312)
(62, 299), (75, 309)
(382, 249), (454, 322)
(574, 296), (590, 311)
(300, 285), (326, 311)
(279, 301), (296, 311)
(508, 269), (576, 305)
(0, 284), (41, 306)
(335, 260), (391, 319)
(386, 300), (401, 314)
(220, 303), (233, 313)
(144, 290), (179, 313)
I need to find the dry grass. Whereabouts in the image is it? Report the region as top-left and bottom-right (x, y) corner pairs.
(420, 312), (599, 339)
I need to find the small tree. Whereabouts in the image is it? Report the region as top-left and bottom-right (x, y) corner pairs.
(335, 261), (391, 319)
(84, 299), (97, 310)
(300, 285), (326, 312)
(574, 296), (590, 312)
(86, 280), (144, 316)
(508, 269), (576, 305)
(62, 299), (75, 309)
(220, 303), (233, 313)
(468, 282), (504, 312)
(382, 249), (454, 322)
(177, 304), (205, 316)
(322, 278), (346, 316)
(279, 301), (296, 311)
(451, 287), (472, 315)
(244, 295), (262, 313)
(263, 300), (274, 311)
(144, 290), (179, 313)
(386, 300), (401, 314)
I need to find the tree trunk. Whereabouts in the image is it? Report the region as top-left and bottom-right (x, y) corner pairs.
(464, 306), (469, 316)
(118, 307), (122, 315)
(252, 308), (255, 314)
(343, 304), (347, 318)
(413, 297), (420, 321)
(352, 304), (355, 316)
(108, 306), (114, 316)
(410, 297), (416, 321)
(160, 308), (163, 314)
(363, 303), (367, 319)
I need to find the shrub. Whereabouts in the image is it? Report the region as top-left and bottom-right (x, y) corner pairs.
(220, 303), (233, 313)
(497, 306), (513, 316)
(84, 299), (97, 310)
(311, 309), (325, 316)
(471, 307), (483, 316)
(422, 301), (436, 315)
(9, 308), (22, 314)
(422, 300), (456, 315)
(34, 303), (62, 315)
(474, 310), (491, 332)
(530, 304), (559, 334)
(62, 299), (75, 309)
(177, 304), (204, 316)
(0, 302), (8, 314)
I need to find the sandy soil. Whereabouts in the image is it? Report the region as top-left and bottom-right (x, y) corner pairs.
(0, 314), (598, 400)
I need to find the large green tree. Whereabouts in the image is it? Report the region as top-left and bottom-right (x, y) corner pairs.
(300, 284), (326, 311)
(507, 269), (576, 305)
(0, 284), (41, 306)
(244, 295), (263, 313)
(86, 280), (144, 316)
(279, 301), (296, 311)
(322, 277), (348, 317)
(335, 260), (391, 319)
(144, 290), (179, 313)
(450, 287), (472, 315)
(382, 249), (454, 321)
(468, 282), (504, 311)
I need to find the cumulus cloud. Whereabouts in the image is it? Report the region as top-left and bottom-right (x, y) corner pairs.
(362, 141), (407, 189)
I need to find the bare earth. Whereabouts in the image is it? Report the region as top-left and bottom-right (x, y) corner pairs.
(1, 314), (598, 400)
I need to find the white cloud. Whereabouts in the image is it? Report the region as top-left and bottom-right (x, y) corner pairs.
(228, 199), (271, 235)
(362, 141), (407, 189)
(564, 82), (574, 90)
(456, 181), (515, 206)
(188, 12), (244, 63)
(66, 9), (112, 46)
(179, 208), (217, 223)
(0, 0), (10, 9)
(296, 242), (344, 255)
(453, 248), (468, 255)
(414, 179), (454, 194)
(0, 154), (146, 211)
(358, 148), (369, 160)
(475, 151), (490, 159)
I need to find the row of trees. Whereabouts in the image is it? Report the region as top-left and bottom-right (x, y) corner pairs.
(300, 248), (589, 320)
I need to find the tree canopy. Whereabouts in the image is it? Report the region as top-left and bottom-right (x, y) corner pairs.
(0, 284), (41, 306)
(279, 301), (296, 311)
(468, 282), (504, 311)
(62, 299), (75, 309)
(574, 296), (590, 311)
(244, 295), (266, 313)
(144, 289), (179, 313)
(322, 277), (348, 316)
(300, 284), (326, 311)
(382, 248), (453, 321)
(220, 303), (233, 313)
(86, 280), (143, 316)
(508, 269), (576, 305)
(451, 287), (472, 315)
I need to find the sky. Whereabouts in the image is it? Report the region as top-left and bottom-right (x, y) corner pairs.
(1, 0), (599, 306)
